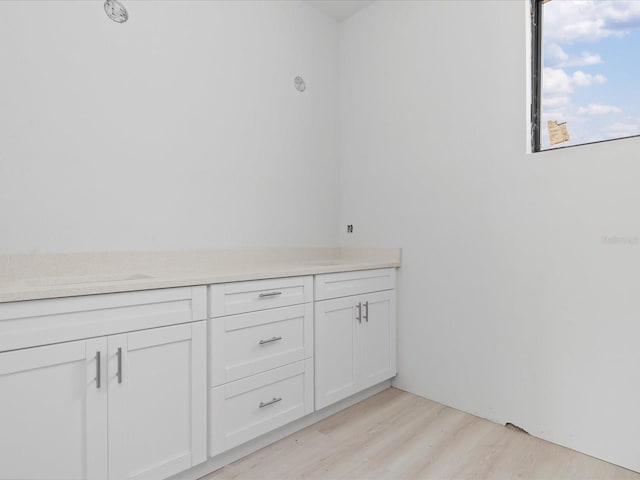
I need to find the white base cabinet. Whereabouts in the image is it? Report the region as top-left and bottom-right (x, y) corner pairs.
(207, 276), (315, 458)
(0, 322), (206, 480)
(0, 288), (207, 480)
(0, 267), (399, 480)
(314, 269), (396, 410)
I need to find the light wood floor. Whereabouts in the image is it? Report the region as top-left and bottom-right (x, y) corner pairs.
(203, 388), (640, 480)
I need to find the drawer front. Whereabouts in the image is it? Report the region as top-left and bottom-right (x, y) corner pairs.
(314, 268), (396, 301)
(0, 286), (207, 353)
(208, 276), (313, 317)
(209, 304), (313, 386)
(209, 359), (314, 457)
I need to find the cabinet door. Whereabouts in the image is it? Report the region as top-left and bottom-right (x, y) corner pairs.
(314, 296), (357, 410)
(357, 290), (396, 391)
(0, 338), (108, 480)
(108, 322), (207, 480)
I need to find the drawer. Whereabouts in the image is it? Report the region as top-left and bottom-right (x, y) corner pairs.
(209, 359), (314, 457)
(0, 286), (207, 353)
(209, 304), (313, 386)
(314, 268), (396, 301)
(208, 276), (313, 317)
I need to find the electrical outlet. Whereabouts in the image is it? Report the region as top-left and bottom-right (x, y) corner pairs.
(347, 224), (354, 233)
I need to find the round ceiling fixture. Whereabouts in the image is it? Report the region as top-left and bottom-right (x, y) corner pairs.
(104, 0), (128, 23)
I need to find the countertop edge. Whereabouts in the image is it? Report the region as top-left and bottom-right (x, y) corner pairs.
(0, 261), (401, 304)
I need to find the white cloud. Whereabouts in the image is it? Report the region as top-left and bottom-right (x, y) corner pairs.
(545, 43), (569, 65)
(576, 52), (604, 67)
(572, 70), (606, 87)
(577, 104), (622, 115)
(545, 44), (603, 67)
(543, 68), (606, 94)
(543, 67), (572, 94)
(544, 1), (640, 43)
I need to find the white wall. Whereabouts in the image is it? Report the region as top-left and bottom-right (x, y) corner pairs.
(339, 0), (640, 472)
(0, 1), (339, 253)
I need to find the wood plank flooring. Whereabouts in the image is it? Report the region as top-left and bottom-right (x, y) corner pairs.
(202, 388), (640, 480)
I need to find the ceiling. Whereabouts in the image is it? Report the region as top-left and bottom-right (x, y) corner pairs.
(306, 0), (375, 22)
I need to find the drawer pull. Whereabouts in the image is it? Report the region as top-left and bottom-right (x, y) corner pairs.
(259, 397), (282, 408)
(259, 336), (283, 345)
(259, 291), (282, 298)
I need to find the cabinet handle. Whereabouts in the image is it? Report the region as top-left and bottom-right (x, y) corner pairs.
(356, 302), (362, 324)
(116, 347), (123, 384)
(259, 336), (282, 345)
(259, 291), (282, 298)
(259, 397), (282, 408)
(364, 301), (369, 322)
(95, 351), (101, 389)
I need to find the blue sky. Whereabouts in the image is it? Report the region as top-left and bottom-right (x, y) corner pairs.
(541, 0), (640, 149)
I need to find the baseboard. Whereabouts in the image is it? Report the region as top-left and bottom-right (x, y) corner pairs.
(168, 380), (392, 480)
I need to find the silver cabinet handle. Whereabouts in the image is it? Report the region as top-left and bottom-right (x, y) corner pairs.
(364, 301), (369, 322)
(259, 336), (282, 345)
(356, 302), (362, 324)
(259, 291), (282, 298)
(95, 351), (101, 389)
(259, 397), (282, 408)
(116, 347), (123, 384)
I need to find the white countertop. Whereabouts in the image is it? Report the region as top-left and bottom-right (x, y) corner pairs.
(0, 248), (401, 303)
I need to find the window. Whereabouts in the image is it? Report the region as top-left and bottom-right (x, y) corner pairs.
(532, 0), (640, 151)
